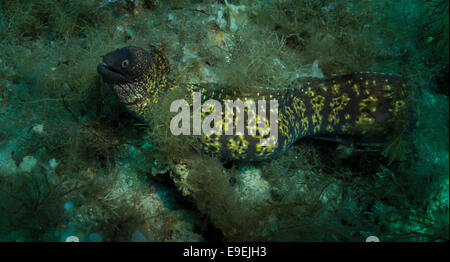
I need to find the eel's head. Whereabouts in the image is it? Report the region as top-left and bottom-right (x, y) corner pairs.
(98, 46), (153, 85)
(98, 46), (170, 114)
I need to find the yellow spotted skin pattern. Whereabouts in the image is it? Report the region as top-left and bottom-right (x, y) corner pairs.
(288, 74), (408, 138)
(98, 46), (409, 161)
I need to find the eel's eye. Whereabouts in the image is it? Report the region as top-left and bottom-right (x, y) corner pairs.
(121, 59), (129, 68)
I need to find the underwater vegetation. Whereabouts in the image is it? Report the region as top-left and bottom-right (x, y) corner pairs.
(0, 0), (448, 241)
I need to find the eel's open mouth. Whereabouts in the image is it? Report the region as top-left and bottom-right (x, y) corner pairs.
(97, 60), (126, 84)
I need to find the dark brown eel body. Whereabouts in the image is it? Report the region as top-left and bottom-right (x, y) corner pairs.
(97, 46), (409, 160)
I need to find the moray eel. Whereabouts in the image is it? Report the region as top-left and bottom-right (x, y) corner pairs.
(98, 46), (409, 160)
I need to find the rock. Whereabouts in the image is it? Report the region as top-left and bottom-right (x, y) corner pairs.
(32, 124), (44, 135)
(19, 155), (38, 173)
